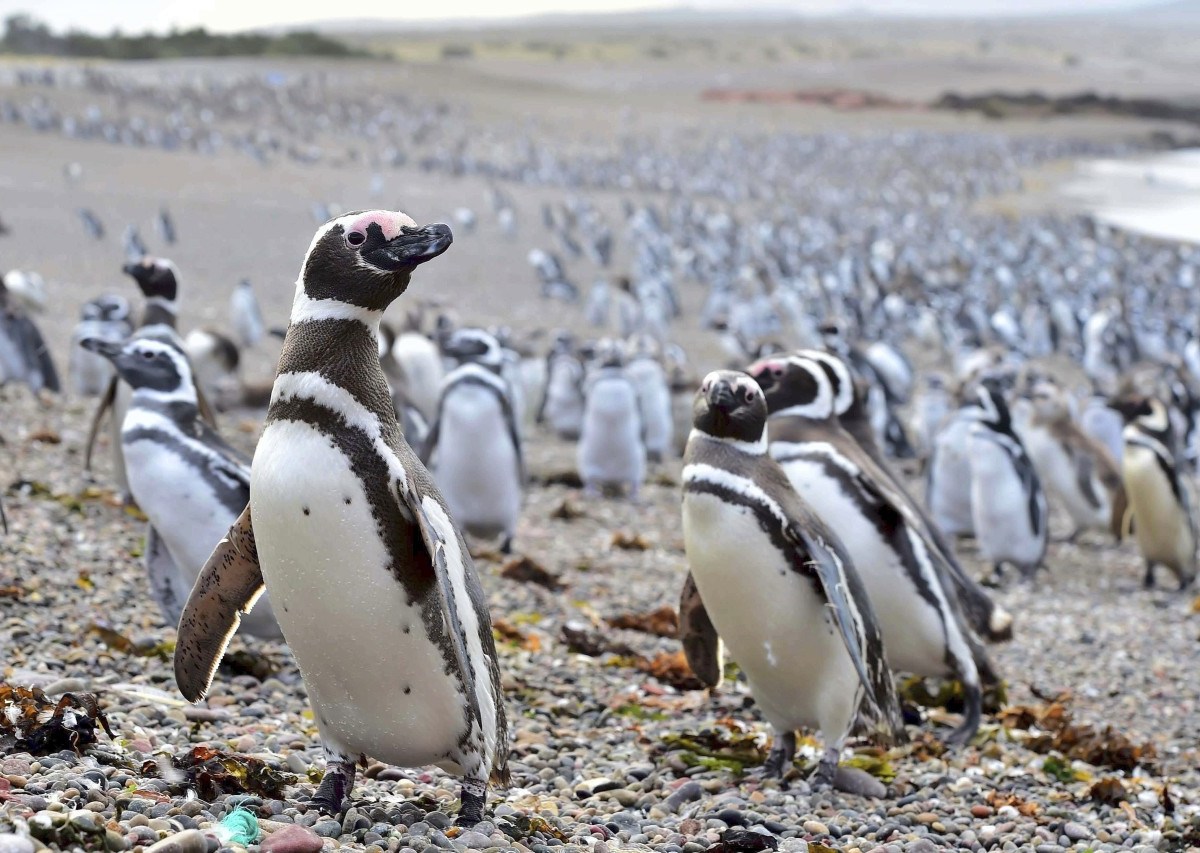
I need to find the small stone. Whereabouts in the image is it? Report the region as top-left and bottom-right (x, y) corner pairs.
(970, 805), (991, 819)
(313, 820), (342, 838)
(456, 831), (492, 849)
(914, 814), (937, 826)
(832, 767), (887, 799)
(803, 821), (828, 836)
(145, 830), (210, 853)
(0, 834), (34, 853)
(1063, 823), (1090, 842)
(575, 779), (621, 799)
(906, 841), (938, 853)
(261, 825), (324, 853)
(666, 782), (704, 812)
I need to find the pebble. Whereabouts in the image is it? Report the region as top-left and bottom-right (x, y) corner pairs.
(0, 835), (34, 853)
(833, 768), (888, 799)
(261, 825), (325, 853)
(146, 830), (209, 853)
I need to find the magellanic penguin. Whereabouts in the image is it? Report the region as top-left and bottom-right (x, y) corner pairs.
(748, 354), (992, 744)
(80, 335), (280, 638)
(0, 278), (60, 393)
(84, 258), (216, 500)
(70, 295), (132, 397)
(969, 380), (1048, 582)
(1017, 380), (1126, 542)
(423, 328), (524, 554)
(578, 341), (646, 499)
(231, 279), (265, 348)
(538, 335), (586, 441)
(679, 370), (905, 785)
(799, 350), (1013, 644)
(1112, 395), (1197, 589)
(173, 211), (509, 825)
(625, 335), (674, 465)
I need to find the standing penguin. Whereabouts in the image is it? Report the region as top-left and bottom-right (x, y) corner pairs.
(85, 258), (215, 500)
(679, 370), (904, 785)
(1114, 395), (1197, 589)
(70, 296), (132, 397)
(173, 210), (508, 825)
(748, 354), (991, 744)
(80, 336), (280, 637)
(538, 334), (586, 440)
(969, 380), (1048, 582)
(0, 279), (60, 393)
(578, 343), (646, 499)
(1017, 380), (1126, 542)
(625, 336), (674, 464)
(230, 279), (265, 348)
(927, 402), (982, 540)
(423, 328), (524, 553)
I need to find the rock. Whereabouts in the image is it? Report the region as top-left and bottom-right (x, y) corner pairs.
(261, 825), (324, 853)
(312, 820), (342, 838)
(0, 834), (34, 853)
(802, 821), (827, 836)
(575, 778), (621, 799)
(905, 841), (938, 853)
(145, 830), (210, 853)
(43, 677), (87, 694)
(665, 781), (704, 812)
(914, 813), (938, 825)
(832, 767), (887, 799)
(970, 805), (992, 819)
(456, 831), (492, 849)
(1063, 823), (1090, 842)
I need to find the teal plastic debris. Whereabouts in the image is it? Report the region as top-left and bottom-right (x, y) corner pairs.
(212, 807), (260, 846)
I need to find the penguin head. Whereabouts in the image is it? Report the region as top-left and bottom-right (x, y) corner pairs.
(693, 370), (767, 444)
(975, 378), (1013, 431)
(795, 349), (856, 417)
(299, 210), (452, 311)
(122, 257), (179, 302)
(747, 355), (835, 421)
(444, 328), (503, 371)
(81, 336), (194, 398)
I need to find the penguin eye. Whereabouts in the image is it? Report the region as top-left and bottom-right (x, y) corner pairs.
(346, 231), (366, 247)
(743, 387), (756, 403)
(140, 350), (155, 361)
(772, 367), (783, 378)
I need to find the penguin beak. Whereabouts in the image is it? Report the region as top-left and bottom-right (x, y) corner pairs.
(707, 380), (736, 411)
(362, 223), (453, 272)
(80, 337), (123, 361)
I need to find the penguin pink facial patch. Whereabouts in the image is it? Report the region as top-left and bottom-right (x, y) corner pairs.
(348, 210), (417, 242)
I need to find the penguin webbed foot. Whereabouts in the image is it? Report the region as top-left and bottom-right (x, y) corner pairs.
(810, 746), (838, 791)
(499, 535), (514, 556)
(757, 730), (796, 784)
(307, 760), (356, 816)
(942, 687), (981, 749)
(1142, 562), (1156, 590)
(455, 779), (487, 827)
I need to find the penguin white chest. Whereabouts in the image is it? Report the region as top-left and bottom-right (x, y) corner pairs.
(681, 491), (857, 737)
(432, 387), (521, 539)
(1124, 445), (1194, 570)
(123, 436), (234, 583)
(251, 420), (468, 769)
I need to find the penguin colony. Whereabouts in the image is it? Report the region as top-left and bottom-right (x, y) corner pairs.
(3, 100), (1200, 830)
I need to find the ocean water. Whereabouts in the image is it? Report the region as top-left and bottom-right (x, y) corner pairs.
(1059, 148), (1200, 245)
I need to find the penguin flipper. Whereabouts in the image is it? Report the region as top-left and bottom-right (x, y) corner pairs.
(84, 377), (118, 472)
(174, 505), (265, 702)
(145, 525), (185, 626)
(678, 571), (723, 688)
(196, 381), (218, 428)
(779, 504), (906, 744)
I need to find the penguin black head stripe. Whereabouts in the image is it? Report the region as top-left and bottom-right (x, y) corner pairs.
(123, 258), (179, 302)
(693, 369), (767, 444)
(82, 337), (191, 395)
(301, 210), (452, 311)
(444, 328), (503, 371)
(748, 355), (834, 420)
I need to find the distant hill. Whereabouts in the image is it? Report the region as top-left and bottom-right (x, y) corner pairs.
(1132, 0), (1200, 20)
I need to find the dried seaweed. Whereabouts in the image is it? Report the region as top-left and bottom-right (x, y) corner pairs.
(637, 650), (706, 691)
(1089, 776), (1129, 805)
(899, 675), (1007, 714)
(500, 555), (566, 591)
(143, 745), (295, 800)
(561, 621), (635, 657)
(998, 701), (1156, 772)
(550, 499), (586, 520)
(610, 531), (651, 551)
(659, 724), (769, 772)
(88, 621), (175, 661)
(0, 682), (113, 755)
(606, 605), (679, 638)
(710, 828), (778, 853)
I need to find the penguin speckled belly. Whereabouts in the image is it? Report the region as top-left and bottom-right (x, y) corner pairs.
(173, 210), (509, 825)
(679, 370), (904, 786)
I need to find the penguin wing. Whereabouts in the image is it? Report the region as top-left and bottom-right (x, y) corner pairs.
(14, 315), (60, 392)
(677, 571), (723, 688)
(498, 389), (525, 481)
(145, 525), (185, 625)
(1071, 446), (1103, 511)
(194, 421), (253, 476)
(776, 487), (906, 744)
(84, 377), (119, 472)
(174, 505), (266, 702)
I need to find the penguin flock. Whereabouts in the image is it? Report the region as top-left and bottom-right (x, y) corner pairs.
(3, 60), (1200, 828)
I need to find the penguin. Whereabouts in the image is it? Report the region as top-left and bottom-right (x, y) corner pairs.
(800, 350), (1012, 643)
(389, 330), (444, 423)
(625, 335), (674, 465)
(172, 210), (508, 825)
(1016, 380), (1126, 542)
(927, 403), (982, 539)
(84, 258), (216, 500)
(80, 336), (280, 637)
(538, 338), (586, 441)
(423, 328), (524, 553)
(578, 343), (645, 499)
(678, 369), (904, 785)
(748, 354), (990, 744)
(969, 380), (1048, 582)
(909, 373), (952, 462)
(230, 279), (265, 348)
(1081, 392), (1125, 468)
(70, 295), (132, 397)
(184, 328), (241, 411)
(0, 278), (60, 393)
(1113, 395), (1197, 589)
(156, 207), (176, 245)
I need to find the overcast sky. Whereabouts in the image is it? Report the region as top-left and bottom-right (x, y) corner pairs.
(0, 0), (1158, 34)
